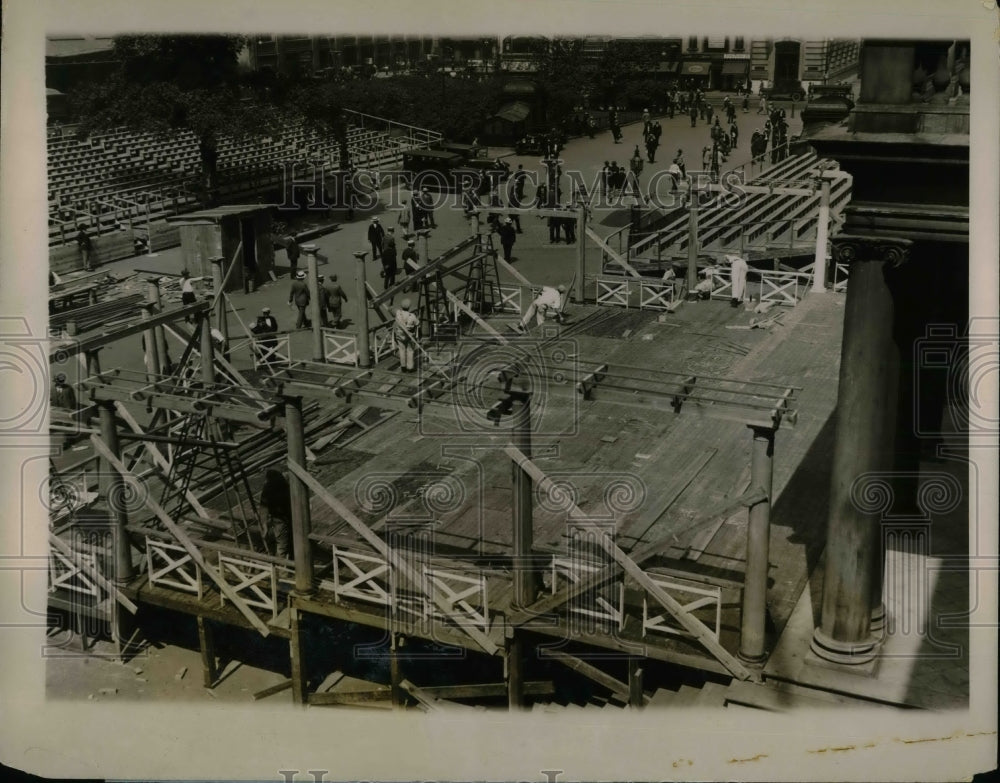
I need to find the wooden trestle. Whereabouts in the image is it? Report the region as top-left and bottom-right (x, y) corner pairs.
(48, 225), (804, 709)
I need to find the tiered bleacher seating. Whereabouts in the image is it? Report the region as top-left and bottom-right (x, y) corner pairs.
(48, 114), (439, 248)
(630, 150), (852, 263)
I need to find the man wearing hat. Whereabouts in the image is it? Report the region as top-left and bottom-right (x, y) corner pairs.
(517, 284), (567, 331)
(288, 270), (311, 329)
(367, 216), (385, 261)
(394, 298), (420, 372)
(285, 234), (301, 276)
(401, 237), (419, 275)
(252, 307), (280, 366)
(51, 373), (78, 412)
(381, 226), (398, 293)
(420, 187), (437, 229)
(497, 216), (517, 262)
(322, 273), (348, 329)
(75, 224), (93, 272)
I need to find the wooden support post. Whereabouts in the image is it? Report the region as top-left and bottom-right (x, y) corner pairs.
(97, 402), (135, 585)
(628, 658), (644, 708)
(685, 196), (700, 300)
(285, 395), (314, 595)
(147, 278), (170, 373)
(289, 605), (308, 704)
(739, 425), (775, 663)
(89, 435), (272, 636)
(575, 207), (587, 303)
(303, 245), (324, 362)
(353, 251), (371, 368)
(199, 311), (215, 386)
(812, 179), (831, 293)
(811, 236), (909, 666)
(140, 304), (160, 384)
(504, 446), (754, 681)
(390, 634), (405, 708)
(512, 392), (535, 607)
(541, 647), (630, 700)
(470, 209), (481, 237)
(209, 257), (229, 358)
(286, 461), (500, 655)
(197, 615), (218, 688)
(506, 630), (526, 710)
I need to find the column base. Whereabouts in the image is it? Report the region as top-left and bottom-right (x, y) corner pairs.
(870, 602), (886, 632)
(809, 628), (880, 665)
(737, 648), (768, 666)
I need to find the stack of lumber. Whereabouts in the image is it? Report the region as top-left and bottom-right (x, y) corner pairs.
(50, 293), (145, 334)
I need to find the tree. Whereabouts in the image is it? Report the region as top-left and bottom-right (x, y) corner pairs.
(70, 35), (292, 206)
(526, 38), (596, 126)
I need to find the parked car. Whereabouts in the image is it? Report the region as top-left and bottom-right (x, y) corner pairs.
(401, 148), (465, 190)
(763, 79), (806, 102)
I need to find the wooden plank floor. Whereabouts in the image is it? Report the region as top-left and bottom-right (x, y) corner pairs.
(287, 292), (845, 668)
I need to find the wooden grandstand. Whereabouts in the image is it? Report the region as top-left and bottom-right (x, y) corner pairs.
(48, 108), (442, 249)
(626, 149), (852, 270)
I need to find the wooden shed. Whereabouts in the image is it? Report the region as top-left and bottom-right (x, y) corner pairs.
(167, 205), (275, 293)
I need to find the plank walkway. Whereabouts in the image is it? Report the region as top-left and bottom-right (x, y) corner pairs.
(293, 291), (845, 666)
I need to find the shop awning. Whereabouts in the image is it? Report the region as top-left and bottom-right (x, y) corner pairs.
(495, 101), (531, 122)
(680, 61), (711, 77)
(722, 60), (750, 76)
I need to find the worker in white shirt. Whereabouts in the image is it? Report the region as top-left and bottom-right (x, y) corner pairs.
(179, 269), (206, 322)
(517, 284), (566, 331)
(694, 263), (718, 299)
(725, 253), (749, 307)
(394, 298), (420, 372)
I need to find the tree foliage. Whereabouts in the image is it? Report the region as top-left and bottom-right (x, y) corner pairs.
(70, 35), (296, 205)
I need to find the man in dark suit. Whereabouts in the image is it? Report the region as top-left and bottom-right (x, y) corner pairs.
(367, 217), (385, 261)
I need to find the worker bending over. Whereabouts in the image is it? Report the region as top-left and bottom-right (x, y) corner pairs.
(517, 284), (566, 332)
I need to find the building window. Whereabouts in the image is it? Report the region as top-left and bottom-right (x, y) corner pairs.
(734, 37), (745, 52)
(688, 37), (698, 52)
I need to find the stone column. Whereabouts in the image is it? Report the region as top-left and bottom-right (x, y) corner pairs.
(812, 179), (832, 293)
(810, 235), (910, 665)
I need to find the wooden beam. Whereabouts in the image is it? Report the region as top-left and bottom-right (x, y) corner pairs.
(163, 322), (268, 404)
(495, 256), (534, 288)
(48, 532), (138, 614)
(585, 225), (641, 278)
(50, 301), (211, 362)
(86, 385), (276, 427)
(308, 687), (393, 706)
(365, 281), (395, 323)
(370, 236), (479, 307)
(502, 446), (754, 681)
(89, 434), (271, 637)
(444, 290), (507, 342)
(419, 681), (554, 700)
(510, 483), (766, 626)
(252, 678), (293, 701)
(588, 526), (753, 681)
(113, 402), (210, 518)
(286, 460), (499, 655)
(539, 648), (630, 700)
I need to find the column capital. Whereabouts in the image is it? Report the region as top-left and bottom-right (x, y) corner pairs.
(831, 234), (912, 268)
